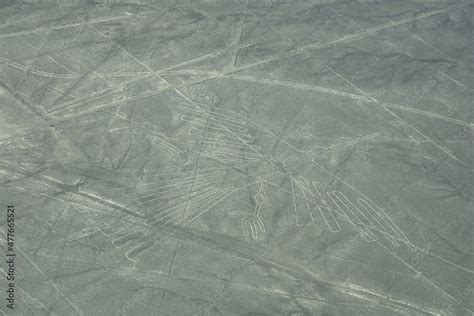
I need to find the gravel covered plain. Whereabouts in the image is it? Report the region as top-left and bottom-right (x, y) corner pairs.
(0, 1), (473, 315)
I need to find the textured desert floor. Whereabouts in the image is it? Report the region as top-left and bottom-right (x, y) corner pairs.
(0, 1), (473, 315)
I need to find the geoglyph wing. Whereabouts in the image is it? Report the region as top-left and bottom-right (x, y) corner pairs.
(290, 175), (412, 247)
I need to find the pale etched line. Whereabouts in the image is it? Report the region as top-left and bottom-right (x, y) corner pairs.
(134, 180), (220, 206)
(202, 142), (262, 157)
(178, 183), (226, 207)
(44, 41), (256, 111)
(202, 139), (261, 150)
(438, 71), (474, 93)
(125, 238), (156, 260)
(109, 226), (130, 239)
(141, 171), (224, 187)
(4, 173), (151, 264)
(84, 215), (136, 244)
(153, 170), (225, 184)
(47, 73), (155, 114)
(264, 6), (471, 166)
(181, 108), (261, 151)
(150, 143), (177, 158)
(326, 192), (361, 223)
(361, 199), (411, 245)
(203, 151), (260, 162)
(0, 30), (77, 79)
(71, 117), (110, 125)
(73, 12), (157, 77)
(113, 226), (154, 255)
(332, 191), (373, 227)
(10, 5), (468, 123)
(28, 25), (109, 100)
(205, 112), (249, 131)
(10, 165), (456, 312)
(49, 86), (169, 124)
(83, 168), (225, 183)
(311, 170), (415, 249)
(143, 135), (179, 158)
(209, 148), (263, 159)
(30, 253), (163, 278)
(113, 231), (145, 248)
(206, 152), (260, 162)
(158, 187), (234, 226)
(383, 103), (472, 128)
(147, 187), (224, 224)
(0, 4), (58, 30)
(336, 5), (474, 95)
(183, 119), (253, 141)
(357, 198), (404, 245)
(181, 113), (246, 133)
(78, 190), (144, 217)
(384, 105), (469, 166)
(411, 245), (474, 275)
(151, 187), (227, 224)
(176, 100), (249, 126)
(46, 40), (256, 114)
(296, 178), (316, 226)
(153, 180), (220, 205)
(110, 114), (186, 158)
(48, 68), (255, 125)
(97, 175), (220, 196)
(39, 4), (449, 84)
(359, 0), (471, 71)
(329, 191), (378, 243)
(146, 133), (184, 153)
(210, 156), (260, 166)
(144, 204), (185, 224)
(0, 55), (75, 80)
(249, 180), (269, 238)
(178, 104), (249, 127)
(151, 24), (249, 68)
(83, 217), (139, 265)
(47, 13), (170, 115)
(180, 114), (249, 134)
(289, 174), (315, 226)
(318, 189), (349, 220)
(143, 170), (225, 185)
(179, 105), (248, 128)
(184, 71), (473, 130)
(188, 126), (255, 143)
(181, 184), (247, 224)
(181, 102), (249, 125)
(210, 156), (259, 164)
(45, 54), (77, 77)
(424, 98), (453, 114)
(111, 226), (140, 246)
(226, 4), (457, 75)
(136, 181), (220, 208)
(146, 136), (180, 155)
(15, 247), (83, 316)
(311, 181), (345, 232)
(226, 74), (473, 128)
(158, 240), (181, 308)
(353, 226), (378, 243)
(376, 239), (467, 309)
(44, 85), (80, 102)
(0, 15), (134, 39)
(146, 135), (182, 157)
(68, 5), (275, 174)
(330, 7), (473, 130)
(225, 74), (371, 101)
(227, 0), (249, 70)
(0, 15), (141, 39)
